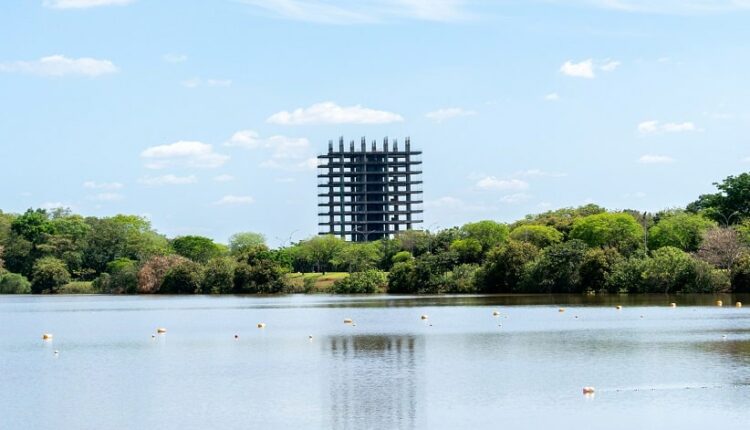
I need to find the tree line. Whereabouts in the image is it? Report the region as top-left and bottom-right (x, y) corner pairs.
(3, 172), (750, 294)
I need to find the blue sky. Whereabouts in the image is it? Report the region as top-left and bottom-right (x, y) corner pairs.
(2, 0), (750, 246)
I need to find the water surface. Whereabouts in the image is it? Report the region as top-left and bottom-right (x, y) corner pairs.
(1, 294), (749, 429)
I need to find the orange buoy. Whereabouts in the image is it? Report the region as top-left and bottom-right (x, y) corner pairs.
(716, 300), (723, 307)
(736, 302), (742, 308)
(257, 323), (266, 329)
(420, 315), (428, 320)
(558, 308), (565, 313)
(343, 318), (353, 324)
(615, 305), (622, 310)
(670, 303), (677, 308)
(582, 386), (596, 395)
(42, 333), (53, 341)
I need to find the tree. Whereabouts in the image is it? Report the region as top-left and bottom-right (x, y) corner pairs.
(391, 251), (414, 265)
(203, 257), (236, 294)
(605, 254), (649, 294)
(96, 258), (139, 294)
(171, 235), (225, 263)
(648, 212), (717, 252)
(331, 242), (380, 272)
(579, 247), (623, 292)
(31, 257), (71, 293)
(330, 270), (387, 294)
(442, 264), (480, 294)
(449, 238), (483, 264)
(160, 260), (203, 294)
(570, 212), (643, 253)
(228, 232), (266, 255)
(688, 172), (750, 224)
(509, 225), (563, 248)
(84, 215), (169, 273)
(293, 235), (346, 273)
(477, 240), (539, 293)
(395, 230), (432, 256)
(11, 209), (53, 244)
(642, 247), (695, 294)
(461, 220), (509, 253)
(0, 272), (32, 294)
(513, 204), (606, 237)
(387, 261), (417, 294)
(234, 260), (285, 294)
(137, 255), (190, 294)
(522, 240), (588, 293)
(696, 227), (746, 275)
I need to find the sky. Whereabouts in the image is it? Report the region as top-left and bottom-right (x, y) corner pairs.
(1, 0), (750, 246)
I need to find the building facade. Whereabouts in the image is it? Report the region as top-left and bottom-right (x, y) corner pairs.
(317, 137), (423, 242)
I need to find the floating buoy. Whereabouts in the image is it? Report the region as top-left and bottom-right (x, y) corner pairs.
(670, 303), (677, 308)
(492, 310), (500, 316)
(582, 386), (596, 395)
(54, 350), (59, 355)
(343, 318), (353, 324)
(716, 300), (723, 307)
(42, 333), (53, 341)
(156, 328), (167, 334)
(574, 315), (579, 319)
(615, 305), (622, 310)
(257, 323), (266, 329)
(151, 334), (155, 339)
(308, 335), (313, 340)
(736, 302), (742, 308)
(420, 315), (428, 320)
(559, 308), (565, 313)
(234, 334), (239, 339)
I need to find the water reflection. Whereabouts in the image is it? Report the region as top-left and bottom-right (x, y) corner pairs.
(325, 335), (421, 430)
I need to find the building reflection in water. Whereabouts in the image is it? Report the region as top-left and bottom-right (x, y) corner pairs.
(324, 335), (422, 430)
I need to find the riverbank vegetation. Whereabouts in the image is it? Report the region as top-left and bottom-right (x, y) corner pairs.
(3, 172), (750, 294)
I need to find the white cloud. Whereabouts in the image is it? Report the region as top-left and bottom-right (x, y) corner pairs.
(476, 177), (529, 191)
(637, 120), (699, 134)
(544, 92), (560, 101)
(44, 0), (133, 9)
(181, 78), (201, 88)
(41, 202), (73, 210)
(238, 0), (471, 24)
(225, 130), (310, 159)
(424, 107), (477, 122)
(83, 181), (123, 190)
(163, 53), (188, 63)
(267, 101), (403, 125)
(560, 59), (595, 78)
(638, 154), (675, 164)
(140, 141), (229, 169)
(213, 174), (234, 182)
(600, 60), (621, 71)
(213, 195), (255, 205)
(89, 192), (124, 201)
(499, 193), (532, 204)
(559, 58), (620, 79)
(139, 174), (198, 186)
(0, 55), (118, 77)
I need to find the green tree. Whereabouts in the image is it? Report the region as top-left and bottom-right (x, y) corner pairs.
(85, 215), (169, 273)
(330, 270), (387, 294)
(11, 209), (53, 244)
(642, 247), (695, 293)
(442, 264), (480, 294)
(461, 220), (509, 254)
(605, 254), (649, 293)
(578, 247), (623, 292)
(228, 232), (266, 255)
(513, 204), (606, 237)
(648, 212), (717, 252)
(293, 235), (346, 272)
(391, 251), (414, 265)
(137, 255), (189, 294)
(331, 242), (380, 272)
(160, 260), (203, 294)
(449, 238), (483, 264)
(522, 240), (588, 293)
(387, 260), (417, 294)
(509, 225), (563, 248)
(96, 258), (139, 294)
(688, 172), (750, 224)
(171, 235), (225, 263)
(203, 257), (236, 294)
(0, 272), (32, 294)
(31, 256), (71, 294)
(395, 230), (432, 256)
(570, 212), (643, 253)
(477, 240), (539, 293)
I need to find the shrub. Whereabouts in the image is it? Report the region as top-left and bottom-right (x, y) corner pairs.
(331, 270), (387, 294)
(477, 240), (539, 293)
(234, 260), (286, 294)
(137, 255), (189, 293)
(160, 260), (203, 294)
(95, 258), (138, 294)
(31, 256), (71, 293)
(57, 281), (97, 294)
(387, 261), (416, 293)
(202, 257), (236, 294)
(391, 251), (414, 265)
(442, 264), (480, 293)
(509, 225), (563, 248)
(0, 272), (32, 294)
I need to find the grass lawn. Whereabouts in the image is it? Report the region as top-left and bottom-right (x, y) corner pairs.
(284, 272), (350, 293)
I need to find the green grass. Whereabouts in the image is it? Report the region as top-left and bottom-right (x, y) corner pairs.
(284, 272), (350, 293)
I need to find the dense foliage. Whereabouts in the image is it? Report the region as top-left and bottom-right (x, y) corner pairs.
(2, 171), (750, 294)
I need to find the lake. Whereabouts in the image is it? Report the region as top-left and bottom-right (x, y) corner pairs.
(1, 294), (749, 430)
